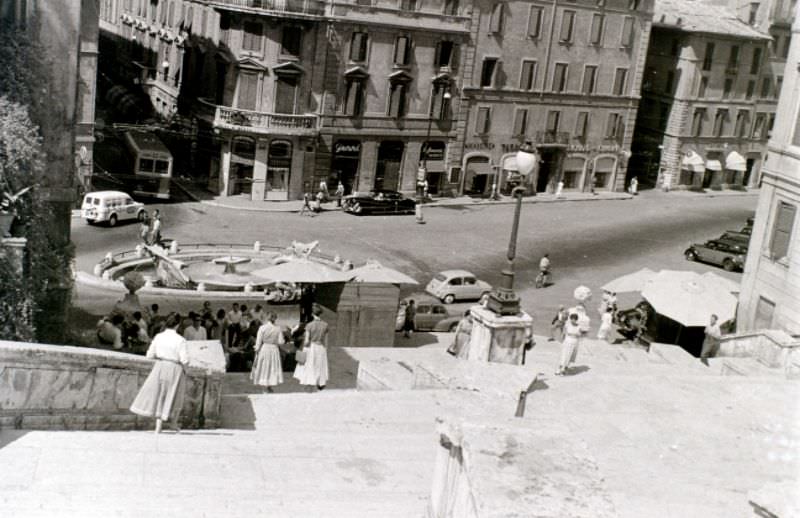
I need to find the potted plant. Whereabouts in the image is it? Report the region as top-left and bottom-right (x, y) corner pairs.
(0, 186), (32, 237)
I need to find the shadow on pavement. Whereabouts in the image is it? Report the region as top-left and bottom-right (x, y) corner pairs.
(565, 365), (591, 376)
(393, 331), (443, 348)
(0, 430), (28, 451)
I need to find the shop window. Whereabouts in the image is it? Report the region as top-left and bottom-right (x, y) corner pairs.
(350, 32), (368, 62)
(489, 3), (505, 34)
(621, 16), (634, 47)
(480, 58), (498, 87)
(281, 27), (302, 57)
(562, 157), (585, 188)
(590, 14), (604, 46)
(770, 202), (796, 261)
(613, 68), (628, 96)
(528, 6), (543, 38)
(513, 109), (528, 136)
(559, 10), (575, 43)
(242, 21), (263, 53)
(520, 60), (537, 90)
(552, 63), (568, 92)
(475, 107), (491, 134)
(394, 35), (411, 66)
(582, 65), (597, 94)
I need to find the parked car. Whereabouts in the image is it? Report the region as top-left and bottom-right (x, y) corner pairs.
(738, 225), (752, 236)
(425, 270), (493, 304)
(685, 239), (747, 271)
(412, 301), (462, 331)
(81, 190), (146, 226)
(342, 190), (416, 215)
(718, 231), (750, 246)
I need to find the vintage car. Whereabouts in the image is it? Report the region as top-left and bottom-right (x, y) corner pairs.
(685, 239), (747, 271)
(395, 300), (462, 332)
(425, 270), (493, 304)
(81, 190), (146, 227)
(342, 190), (416, 215)
(718, 231), (750, 247)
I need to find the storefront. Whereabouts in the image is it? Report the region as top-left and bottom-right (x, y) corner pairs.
(229, 136), (255, 196)
(330, 140), (361, 195)
(724, 151), (747, 186)
(375, 141), (404, 191)
(592, 156), (617, 191)
(561, 156), (587, 190)
(463, 154), (493, 195)
(680, 151), (704, 187)
(265, 140), (292, 200)
(421, 141), (446, 195)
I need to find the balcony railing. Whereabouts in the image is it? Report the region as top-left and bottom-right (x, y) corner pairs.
(535, 131), (570, 145)
(205, 0), (326, 16)
(196, 99), (320, 135)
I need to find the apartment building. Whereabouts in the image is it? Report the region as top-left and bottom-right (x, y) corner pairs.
(459, 0), (653, 196)
(631, 0), (774, 190)
(738, 7), (800, 334)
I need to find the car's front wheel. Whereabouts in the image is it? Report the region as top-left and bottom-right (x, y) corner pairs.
(685, 249), (697, 261)
(722, 258), (736, 271)
(442, 294), (455, 304)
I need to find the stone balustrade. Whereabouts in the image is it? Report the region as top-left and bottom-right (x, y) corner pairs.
(0, 340), (225, 430)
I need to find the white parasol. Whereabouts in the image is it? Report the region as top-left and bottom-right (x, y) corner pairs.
(640, 270), (737, 327)
(601, 268), (657, 293)
(251, 259), (355, 284)
(349, 260), (419, 285)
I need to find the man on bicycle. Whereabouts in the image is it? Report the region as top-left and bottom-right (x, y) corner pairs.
(536, 254), (551, 288)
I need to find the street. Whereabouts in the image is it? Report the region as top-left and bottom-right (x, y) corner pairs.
(71, 191), (756, 329)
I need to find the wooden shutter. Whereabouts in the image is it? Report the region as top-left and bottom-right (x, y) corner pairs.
(490, 3), (504, 33)
(513, 109), (528, 135)
(237, 72), (258, 111)
(621, 17), (634, 47)
(274, 76), (298, 114)
(770, 202), (796, 260)
(527, 7), (542, 38)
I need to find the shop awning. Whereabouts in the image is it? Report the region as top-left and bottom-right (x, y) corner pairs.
(681, 151), (704, 173)
(725, 151), (747, 171)
(706, 160), (722, 171)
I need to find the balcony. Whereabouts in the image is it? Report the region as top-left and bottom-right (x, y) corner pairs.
(535, 131), (570, 146)
(329, 0), (471, 33)
(205, 0), (326, 18)
(195, 99), (320, 136)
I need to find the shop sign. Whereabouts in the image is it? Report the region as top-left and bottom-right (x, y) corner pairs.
(567, 143), (621, 153)
(334, 141), (361, 156)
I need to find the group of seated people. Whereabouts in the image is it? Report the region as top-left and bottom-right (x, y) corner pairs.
(96, 300), (312, 373)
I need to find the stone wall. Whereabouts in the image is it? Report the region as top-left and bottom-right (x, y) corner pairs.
(0, 341), (224, 430)
(717, 329), (800, 377)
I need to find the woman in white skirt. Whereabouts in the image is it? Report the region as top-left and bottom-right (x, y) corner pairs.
(130, 313), (189, 433)
(293, 304), (329, 391)
(556, 313), (582, 376)
(597, 306), (614, 342)
(251, 312), (284, 392)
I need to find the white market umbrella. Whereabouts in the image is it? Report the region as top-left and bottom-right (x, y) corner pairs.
(640, 270), (737, 327)
(700, 271), (740, 294)
(349, 261), (419, 285)
(251, 259), (355, 284)
(601, 268), (657, 293)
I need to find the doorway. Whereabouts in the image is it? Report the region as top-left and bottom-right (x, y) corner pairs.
(537, 150), (559, 193)
(265, 140), (292, 200)
(375, 141), (404, 191)
(330, 140), (361, 195)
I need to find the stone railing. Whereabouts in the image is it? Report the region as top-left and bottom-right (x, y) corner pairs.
(717, 329), (800, 376)
(0, 340), (225, 430)
(195, 98), (320, 135)
(206, 0), (326, 16)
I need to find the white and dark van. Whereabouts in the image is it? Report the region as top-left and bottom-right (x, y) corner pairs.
(82, 190), (145, 226)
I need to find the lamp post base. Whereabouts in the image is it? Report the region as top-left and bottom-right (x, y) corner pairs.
(466, 305), (532, 365)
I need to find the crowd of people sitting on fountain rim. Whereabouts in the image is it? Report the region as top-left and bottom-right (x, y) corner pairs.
(96, 298), (317, 374)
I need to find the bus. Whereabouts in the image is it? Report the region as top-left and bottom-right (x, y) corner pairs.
(124, 131), (173, 199)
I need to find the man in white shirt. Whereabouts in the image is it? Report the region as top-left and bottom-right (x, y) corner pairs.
(700, 314), (722, 365)
(183, 316), (207, 341)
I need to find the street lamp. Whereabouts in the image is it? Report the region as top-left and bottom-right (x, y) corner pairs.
(485, 141), (537, 316)
(416, 89), (452, 225)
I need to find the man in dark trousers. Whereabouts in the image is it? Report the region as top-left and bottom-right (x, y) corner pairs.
(403, 299), (416, 338)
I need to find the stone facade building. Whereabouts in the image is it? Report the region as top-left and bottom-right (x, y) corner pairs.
(631, 0), (776, 190)
(738, 7), (800, 335)
(459, 0), (654, 196)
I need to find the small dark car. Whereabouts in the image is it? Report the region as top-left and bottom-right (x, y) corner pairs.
(685, 239), (747, 271)
(342, 190), (416, 215)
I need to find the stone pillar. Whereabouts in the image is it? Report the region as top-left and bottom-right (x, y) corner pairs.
(358, 140), (378, 192)
(1, 237), (27, 276)
(466, 305), (533, 365)
(251, 137), (269, 201)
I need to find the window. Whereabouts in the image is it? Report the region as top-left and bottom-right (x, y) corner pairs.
(613, 68), (628, 96)
(575, 111), (590, 141)
(444, 0), (459, 15)
(781, 34), (791, 58)
(713, 109), (729, 137)
(727, 45), (740, 72)
(606, 113), (623, 139)
(527, 6), (543, 38)
(697, 76), (708, 98)
(350, 32), (368, 62)
(343, 79), (365, 116)
(735, 110), (750, 137)
(546, 110), (561, 134)
(665, 71), (674, 94)
(621, 16), (634, 48)
(590, 14), (604, 45)
(754, 296), (776, 330)
(242, 21), (263, 52)
(274, 76), (298, 114)
(752, 112), (766, 138)
(552, 62), (568, 92)
(760, 77), (771, 98)
(671, 38), (681, 57)
(394, 35), (411, 66)
(490, 3), (505, 34)
(435, 41), (454, 68)
(770, 202), (796, 261)
(401, 0), (417, 11)
(220, 13), (231, 46)
(749, 48), (762, 76)
(513, 108), (528, 136)
(702, 42), (715, 71)
(746, 79), (756, 99)
(237, 72), (259, 110)
(388, 81), (408, 118)
(475, 107), (491, 134)
(281, 27), (302, 57)
(748, 2), (759, 25)
(582, 65), (597, 94)
(691, 108), (705, 136)
(431, 82), (451, 120)
(723, 77), (733, 99)
(775, 75), (783, 98)
(520, 60), (537, 90)
(480, 58), (498, 87)
(560, 10), (576, 42)
(768, 113), (776, 133)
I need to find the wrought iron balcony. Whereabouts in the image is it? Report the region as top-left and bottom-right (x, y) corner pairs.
(535, 131), (570, 145)
(196, 99), (320, 136)
(205, 0), (326, 17)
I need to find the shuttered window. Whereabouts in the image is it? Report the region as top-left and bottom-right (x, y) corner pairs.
(475, 107), (491, 134)
(527, 6), (543, 38)
(770, 202), (796, 261)
(237, 72), (259, 111)
(513, 109), (528, 136)
(242, 21), (263, 52)
(560, 10), (575, 42)
(490, 3), (505, 34)
(590, 14), (604, 45)
(621, 16), (634, 48)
